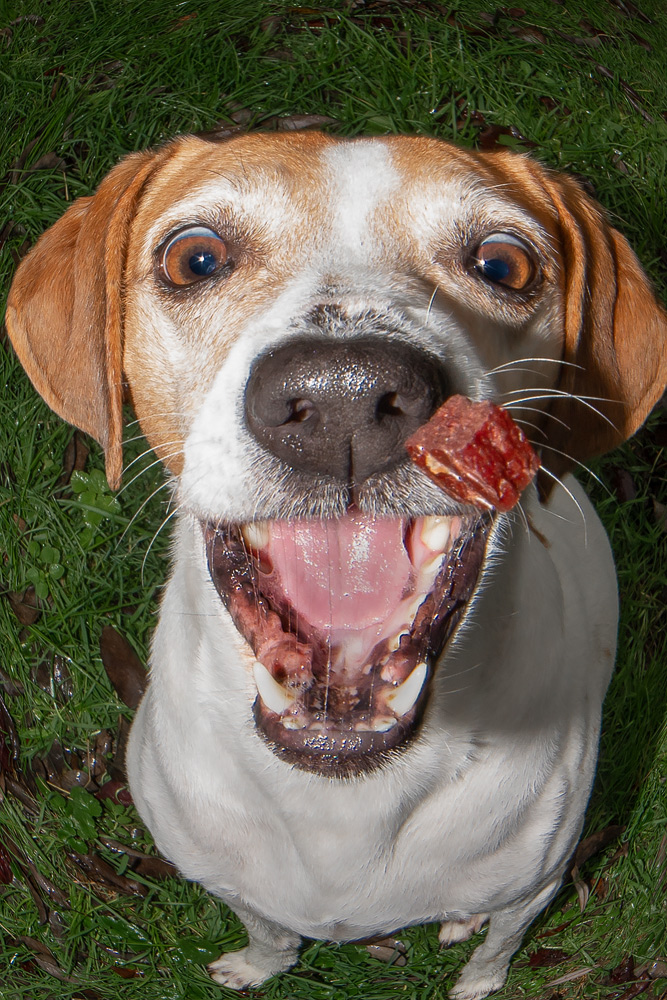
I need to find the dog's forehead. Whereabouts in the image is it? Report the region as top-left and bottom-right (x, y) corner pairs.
(131, 132), (547, 256)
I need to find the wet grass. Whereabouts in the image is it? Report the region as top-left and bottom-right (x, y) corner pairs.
(1, 1), (666, 998)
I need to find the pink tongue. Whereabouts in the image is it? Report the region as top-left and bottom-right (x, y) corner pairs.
(264, 513), (412, 632)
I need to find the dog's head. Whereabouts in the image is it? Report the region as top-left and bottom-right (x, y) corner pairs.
(6, 132), (667, 774)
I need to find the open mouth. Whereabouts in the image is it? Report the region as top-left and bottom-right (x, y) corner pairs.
(204, 510), (489, 775)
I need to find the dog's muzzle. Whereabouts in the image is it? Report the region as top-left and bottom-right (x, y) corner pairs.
(204, 334), (489, 775)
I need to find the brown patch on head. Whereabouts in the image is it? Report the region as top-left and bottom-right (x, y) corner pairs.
(466, 150), (667, 480)
(121, 132), (340, 472)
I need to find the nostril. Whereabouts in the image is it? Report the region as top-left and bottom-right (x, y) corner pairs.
(376, 392), (404, 418)
(376, 391), (427, 420)
(282, 398), (318, 425)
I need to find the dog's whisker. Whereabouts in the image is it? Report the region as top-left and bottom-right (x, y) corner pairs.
(504, 392), (620, 432)
(536, 444), (610, 494)
(504, 404), (571, 432)
(118, 451), (182, 497)
(512, 418), (548, 440)
(484, 358), (584, 377)
(121, 440), (183, 479)
(141, 503), (185, 583)
(425, 285), (439, 325)
(502, 387), (622, 406)
(538, 466), (589, 540)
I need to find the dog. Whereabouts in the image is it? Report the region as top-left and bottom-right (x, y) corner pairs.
(6, 131), (667, 998)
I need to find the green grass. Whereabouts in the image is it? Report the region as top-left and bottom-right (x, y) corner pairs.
(1, 0), (666, 997)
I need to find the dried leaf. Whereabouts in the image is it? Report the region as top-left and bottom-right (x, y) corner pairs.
(608, 956), (636, 984)
(66, 850), (148, 897)
(635, 960), (667, 980)
(0, 693), (20, 765)
(0, 842), (13, 883)
(570, 824), (625, 871)
(606, 0), (652, 24)
(529, 948), (571, 968)
(6, 586), (41, 625)
(99, 836), (179, 879)
(477, 124), (537, 150)
(59, 432), (89, 487)
(571, 865), (590, 911)
(29, 152), (66, 172)
(610, 467), (637, 501)
(95, 779), (133, 806)
(99, 626), (147, 709)
(508, 23), (546, 43)
(275, 113), (339, 130)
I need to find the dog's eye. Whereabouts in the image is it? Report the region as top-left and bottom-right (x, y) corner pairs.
(472, 234), (536, 291)
(160, 226), (228, 286)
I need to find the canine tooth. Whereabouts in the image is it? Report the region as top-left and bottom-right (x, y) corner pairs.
(386, 661), (428, 716)
(242, 521), (269, 551)
(252, 661), (296, 714)
(372, 717), (398, 732)
(421, 516), (451, 553)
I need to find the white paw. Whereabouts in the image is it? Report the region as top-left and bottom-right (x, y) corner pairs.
(208, 947), (292, 990)
(449, 963), (508, 1000)
(439, 914), (488, 947)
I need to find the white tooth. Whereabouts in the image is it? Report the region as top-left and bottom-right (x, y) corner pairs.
(242, 521), (269, 550)
(372, 717), (398, 732)
(407, 596), (425, 622)
(282, 716), (307, 730)
(252, 661), (296, 714)
(386, 661), (428, 716)
(423, 552), (445, 576)
(420, 516), (451, 553)
(387, 630), (409, 652)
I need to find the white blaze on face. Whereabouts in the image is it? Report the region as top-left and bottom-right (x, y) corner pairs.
(322, 142), (400, 263)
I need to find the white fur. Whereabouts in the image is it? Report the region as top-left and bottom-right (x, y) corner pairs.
(121, 142), (618, 998)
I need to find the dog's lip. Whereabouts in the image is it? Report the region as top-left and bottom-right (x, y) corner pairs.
(203, 512), (489, 776)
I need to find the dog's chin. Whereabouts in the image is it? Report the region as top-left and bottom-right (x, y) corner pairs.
(203, 510), (489, 777)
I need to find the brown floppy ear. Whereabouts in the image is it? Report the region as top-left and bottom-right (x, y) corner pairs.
(537, 170), (667, 482)
(5, 145), (174, 489)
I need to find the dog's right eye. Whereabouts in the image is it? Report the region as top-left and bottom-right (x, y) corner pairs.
(159, 226), (228, 286)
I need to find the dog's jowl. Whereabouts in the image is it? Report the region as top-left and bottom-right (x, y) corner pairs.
(6, 132), (667, 998)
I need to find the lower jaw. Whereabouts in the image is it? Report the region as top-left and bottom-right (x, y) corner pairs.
(204, 513), (490, 777)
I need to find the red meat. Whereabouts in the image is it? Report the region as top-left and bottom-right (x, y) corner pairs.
(405, 395), (539, 512)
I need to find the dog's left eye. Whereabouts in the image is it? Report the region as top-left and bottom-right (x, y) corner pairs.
(159, 226), (228, 286)
(472, 234), (536, 291)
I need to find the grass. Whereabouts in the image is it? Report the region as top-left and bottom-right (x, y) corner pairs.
(0, 0), (666, 997)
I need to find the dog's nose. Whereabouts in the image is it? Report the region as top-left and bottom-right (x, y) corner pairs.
(244, 337), (447, 481)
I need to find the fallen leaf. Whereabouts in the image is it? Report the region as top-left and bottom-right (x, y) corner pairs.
(608, 955), (636, 984)
(66, 850), (148, 897)
(99, 626), (147, 709)
(6, 586), (41, 625)
(275, 113), (339, 130)
(635, 960), (667, 979)
(0, 693), (20, 765)
(606, 0), (652, 24)
(59, 432), (89, 487)
(529, 948), (571, 968)
(477, 124), (537, 150)
(95, 779), (133, 806)
(99, 836), (178, 879)
(0, 842), (13, 883)
(569, 824), (625, 872)
(610, 467), (637, 501)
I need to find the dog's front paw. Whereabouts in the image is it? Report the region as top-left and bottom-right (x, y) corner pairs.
(208, 946), (296, 990)
(449, 960), (508, 1000)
